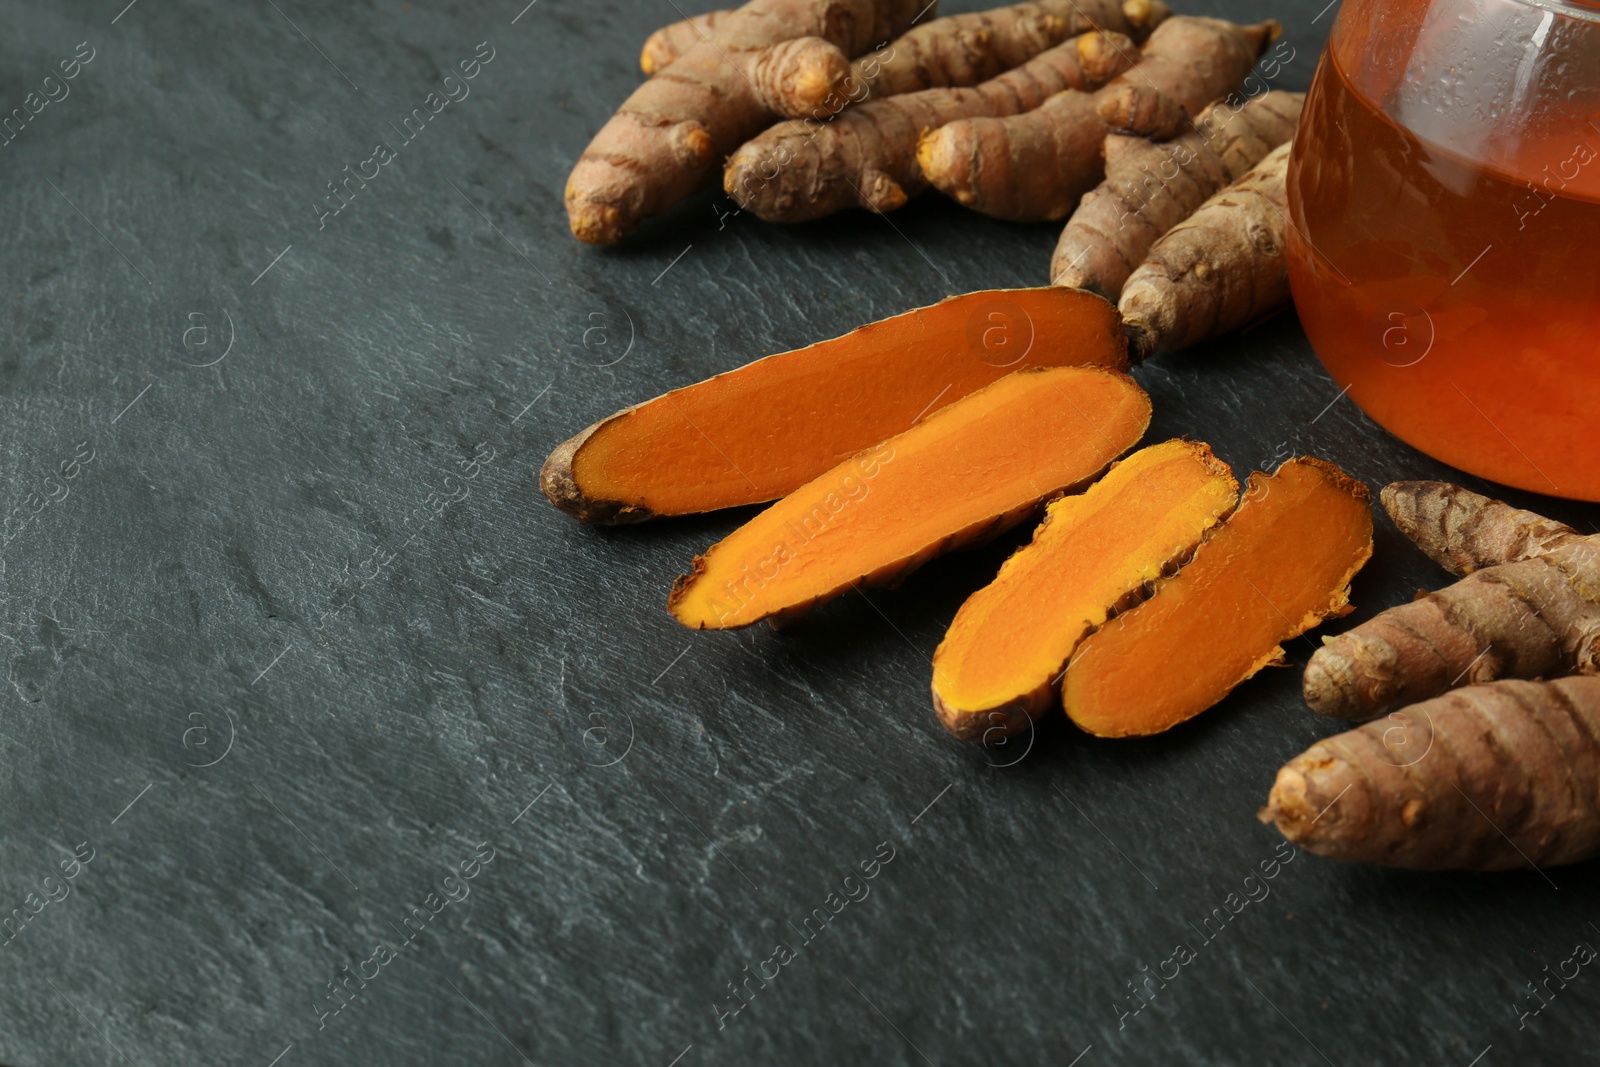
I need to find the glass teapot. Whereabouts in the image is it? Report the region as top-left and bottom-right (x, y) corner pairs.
(1286, 0), (1600, 501)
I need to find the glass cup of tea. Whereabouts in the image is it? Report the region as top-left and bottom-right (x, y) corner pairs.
(1286, 0), (1600, 501)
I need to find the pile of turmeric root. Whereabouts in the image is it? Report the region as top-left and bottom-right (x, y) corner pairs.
(1263, 482), (1600, 872)
(551, 0), (1600, 878)
(542, 301), (1600, 876)
(567, 0), (1304, 360)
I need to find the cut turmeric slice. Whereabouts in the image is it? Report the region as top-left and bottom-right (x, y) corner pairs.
(1062, 457), (1373, 737)
(932, 440), (1239, 742)
(668, 365), (1151, 629)
(540, 287), (1125, 524)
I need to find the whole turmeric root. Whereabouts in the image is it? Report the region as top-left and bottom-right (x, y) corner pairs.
(640, 10), (731, 75)
(724, 29), (1135, 221)
(917, 18), (1280, 223)
(1091, 15), (1280, 137)
(1262, 677), (1600, 870)
(643, 1), (1170, 93)
(1050, 90), (1302, 296)
(567, 0), (925, 245)
(851, 0), (1169, 97)
(1380, 480), (1584, 577)
(916, 89), (1108, 221)
(1304, 482), (1600, 722)
(1119, 141), (1293, 360)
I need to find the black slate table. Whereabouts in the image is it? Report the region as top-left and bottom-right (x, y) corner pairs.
(2, 1), (1597, 1064)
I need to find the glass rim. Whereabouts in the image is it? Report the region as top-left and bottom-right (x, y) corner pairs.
(1508, 0), (1600, 24)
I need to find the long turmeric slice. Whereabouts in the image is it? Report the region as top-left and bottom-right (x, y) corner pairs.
(668, 365), (1151, 629)
(1062, 457), (1373, 737)
(541, 287), (1125, 524)
(932, 439), (1239, 742)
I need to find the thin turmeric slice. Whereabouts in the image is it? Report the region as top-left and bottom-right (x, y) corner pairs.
(668, 365), (1151, 629)
(540, 287), (1125, 524)
(1063, 457), (1373, 737)
(932, 440), (1239, 742)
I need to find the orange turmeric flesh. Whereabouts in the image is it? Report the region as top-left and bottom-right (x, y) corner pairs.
(540, 287), (1126, 524)
(1063, 457), (1373, 737)
(931, 440), (1239, 743)
(668, 365), (1151, 629)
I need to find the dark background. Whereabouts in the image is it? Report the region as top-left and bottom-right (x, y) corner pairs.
(1, 0), (1596, 1064)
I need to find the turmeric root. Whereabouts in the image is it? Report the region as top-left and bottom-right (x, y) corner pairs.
(1262, 677), (1600, 870)
(640, 10), (731, 75)
(724, 29), (1135, 222)
(1119, 141), (1293, 360)
(850, 0), (1170, 97)
(1380, 480), (1584, 577)
(919, 19), (1281, 224)
(668, 365), (1151, 629)
(644, 1), (1170, 94)
(1091, 16), (1280, 137)
(917, 89), (1108, 222)
(1303, 483), (1600, 721)
(567, 0), (925, 245)
(541, 287), (1125, 524)
(932, 440), (1238, 742)
(1063, 457), (1373, 737)
(1051, 90), (1303, 296)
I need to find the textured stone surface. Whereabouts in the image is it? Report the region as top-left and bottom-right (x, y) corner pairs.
(0, 1), (1597, 1064)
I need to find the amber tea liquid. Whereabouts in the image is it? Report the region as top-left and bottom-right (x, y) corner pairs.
(1287, 47), (1600, 500)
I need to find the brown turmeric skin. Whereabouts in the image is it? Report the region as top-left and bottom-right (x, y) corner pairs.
(724, 30), (1134, 222)
(1090, 16), (1280, 137)
(642, 1), (1170, 93)
(1304, 482), (1600, 721)
(1264, 677), (1600, 870)
(640, 10), (731, 75)
(917, 17), (1280, 225)
(850, 0), (1169, 97)
(1119, 141), (1294, 360)
(917, 89), (1108, 222)
(1380, 480), (1585, 577)
(1051, 90), (1302, 296)
(567, 0), (925, 245)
